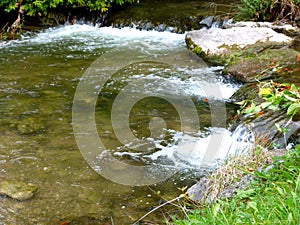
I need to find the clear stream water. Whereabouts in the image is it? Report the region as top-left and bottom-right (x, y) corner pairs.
(0, 24), (252, 224)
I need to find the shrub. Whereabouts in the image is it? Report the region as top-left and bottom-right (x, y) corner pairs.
(238, 0), (300, 24)
(0, 0), (139, 16)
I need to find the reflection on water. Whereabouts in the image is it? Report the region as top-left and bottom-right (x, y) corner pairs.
(0, 25), (249, 224)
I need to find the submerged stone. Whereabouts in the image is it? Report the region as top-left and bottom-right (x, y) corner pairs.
(17, 117), (45, 134)
(0, 180), (38, 201)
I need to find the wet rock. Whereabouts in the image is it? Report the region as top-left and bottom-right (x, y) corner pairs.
(188, 174), (255, 203)
(226, 47), (299, 83)
(186, 22), (299, 83)
(200, 16), (214, 28)
(187, 176), (211, 203)
(105, 0), (236, 33)
(231, 82), (300, 148)
(223, 21), (300, 37)
(156, 23), (167, 32)
(0, 180), (38, 201)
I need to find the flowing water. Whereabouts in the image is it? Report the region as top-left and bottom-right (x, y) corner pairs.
(0, 24), (252, 224)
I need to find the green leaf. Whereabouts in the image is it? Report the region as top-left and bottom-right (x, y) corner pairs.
(259, 87), (272, 95)
(276, 186), (285, 196)
(237, 189), (255, 199)
(283, 94), (298, 102)
(275, 123), (282, 132)
(268, 104), (279, 111)
(212, 203), (220, 217)
(260, 101), (272, 109)
(244, 102), (261, 114)
(247, 201), (258, 212)
(290, 84), (298, 92)
(287, 102), (300, 116)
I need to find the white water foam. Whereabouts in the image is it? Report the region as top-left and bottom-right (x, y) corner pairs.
(114, 127), (253, 170)
(0, 24), (242, 100)
(13, 24), (185, 50)
(117, 66), (240, 100)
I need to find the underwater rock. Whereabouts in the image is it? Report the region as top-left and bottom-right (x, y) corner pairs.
(17, 117), (45, 134)
(0, 180), (38, 201)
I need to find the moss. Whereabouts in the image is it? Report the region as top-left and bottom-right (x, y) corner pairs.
(226, 47), (299, 82)
(185, 37), (194, 50)
(192, 45), (200, 55)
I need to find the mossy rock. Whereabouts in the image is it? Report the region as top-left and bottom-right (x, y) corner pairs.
(0, 180), (38, 201)
(225, 47), (300, 83)
(185, 27), (293, 68)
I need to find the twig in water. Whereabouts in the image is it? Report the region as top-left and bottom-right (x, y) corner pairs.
(133, 194), (186, 224)
(110, 216), (114, 225)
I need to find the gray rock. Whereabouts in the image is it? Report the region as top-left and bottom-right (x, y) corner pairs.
(188, 173), (255, 203)
(200, 16), (214, 28)
(223, 21), (300, 36)
(187, 177), (210, 203)
(0, 180), (38, 201)
(186, 27), (292, 58)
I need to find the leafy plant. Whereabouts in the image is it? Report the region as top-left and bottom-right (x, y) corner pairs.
(0, 0), (139, 16)
(238, 0), (276, 21)
(237, 81), (300, 119)
(237, 0), (300, 23)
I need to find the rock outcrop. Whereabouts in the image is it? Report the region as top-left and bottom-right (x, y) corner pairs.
(185, 21), (300, 83)
(186, 24), (293, 65)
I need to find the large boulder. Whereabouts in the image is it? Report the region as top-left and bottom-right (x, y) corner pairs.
(185, 26), (293, 65)
(185, 22), (300, 83)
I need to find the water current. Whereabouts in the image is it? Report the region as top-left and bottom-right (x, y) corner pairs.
(0, 24), (252, 224)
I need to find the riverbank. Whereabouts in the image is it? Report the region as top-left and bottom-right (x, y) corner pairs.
(172, 144), (300, 224)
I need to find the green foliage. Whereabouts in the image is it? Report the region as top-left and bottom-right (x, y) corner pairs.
(193, 46), (202, 56)
(237, 0), (300, 22)
(0, 0), (139, 16)
(237, 81), (300, 119)
(172, 144), (300, 225)
(238, 0), (275, 21)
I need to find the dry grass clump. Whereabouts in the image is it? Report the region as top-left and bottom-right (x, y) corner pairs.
(203, 146), (287, 202)
(188, 131), (288, 204)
